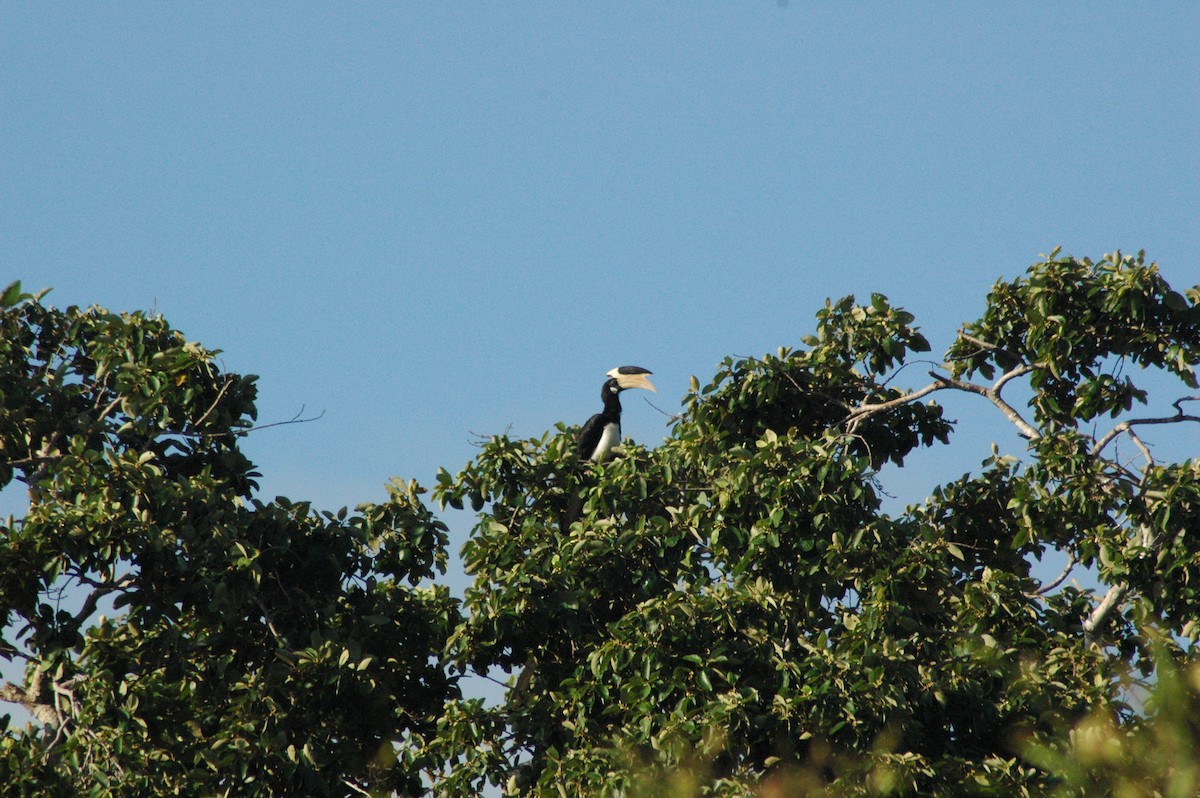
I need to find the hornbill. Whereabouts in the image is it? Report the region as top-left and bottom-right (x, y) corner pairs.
(574, 366), (656, 462)
(563, 366), (656, 530)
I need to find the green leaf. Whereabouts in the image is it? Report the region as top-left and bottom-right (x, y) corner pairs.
(0, 280), (21, 307)
(1164, 290), (1188, 312)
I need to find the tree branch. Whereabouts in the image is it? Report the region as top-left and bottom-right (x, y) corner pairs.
(992, 363), (1035, 395)
(1091, 397), (1200, 459)
(1035, 550), (1077, 596)
(843, 380), (946, 422)
(1124, 427), (1154, 470)
(642, 396), (683, 423)
(1173, 395), (1200, 414)
(1076, 402), (1200, 647)
(1083, 582), (1130, 645)
(192, 375), (235, 430)
(68, 574), (137, 630)
(0, 671), (62, 728)
(342, 778), (373, 797)
(197, 406), (325, 438)
(250, 594), (285, 643)
(842, 351), (1040, 441)
(928, 372), (1041, 439)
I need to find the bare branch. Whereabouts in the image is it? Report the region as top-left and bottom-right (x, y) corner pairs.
(1172, 395), (1200, 414)
(342, 778), (373, 797)
(93, 386), (124, 419)
(992, 363), (1035, 395)
(837, 430), (877, 469)
(250, 594), (285, 643)
(844, 380), (946, 422)
(642, 396), (682, 423)
(842, 343), (1041, 441)
(246, 406), (326, 433)
(61, 574), (136, 633)
(1035, 551), (1077, 596)
(197, 406), (326, 438)
(928, 372), (1041, 439)
(0, 682), (28, 705)
(70, 587), (114, 630)
(1091, 398), (1200, 458)
(43, 679), (80, 752)
(1124, 427), (1154, 470)
(878, 358), (944, 389)
(192, 375), (235, 430)
(3, 454), (61, 469)
(43, 710), (70, 753)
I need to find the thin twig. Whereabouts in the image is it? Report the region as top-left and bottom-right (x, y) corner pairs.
(1124, 427), (1154, 470)
(879, 359), (944, 389)
(1035, 551), (1077, 596)
(245, 407), (326, 433)
(1091, 399), (1200, 458)
(196, 407), (326, 438)
(643, 396), (682, 423)
(192, 375), (235, 429)
(837, 431), (876, 470)
(342, 778), (373, 797)
(477, 672), (513, 689)
(1172, 395), (1200, 414)
(250, 594), (284, 643)
(95, 394), (125, 423)
(43, 713), (69, 754)
(952, 331), (1024, 366)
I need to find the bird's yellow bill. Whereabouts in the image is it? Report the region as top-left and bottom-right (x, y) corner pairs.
(607, 367), (656, 393)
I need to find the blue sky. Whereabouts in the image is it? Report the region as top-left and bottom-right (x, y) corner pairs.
(3, 4), (1198, 567)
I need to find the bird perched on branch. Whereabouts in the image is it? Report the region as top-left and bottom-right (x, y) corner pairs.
(563, 366), (656, 531)
(575, 366), (656, 462)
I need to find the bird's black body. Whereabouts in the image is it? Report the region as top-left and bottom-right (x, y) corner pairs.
(574, 366), (655, 462)
(575, 378), (624, 461)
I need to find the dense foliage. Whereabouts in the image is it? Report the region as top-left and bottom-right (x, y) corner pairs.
(0, 285), (457, 797)
(2, 250), (1199, 796)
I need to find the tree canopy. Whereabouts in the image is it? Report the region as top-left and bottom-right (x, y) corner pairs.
(3, 250), (1200, 797)
(0, 286), (456, 796)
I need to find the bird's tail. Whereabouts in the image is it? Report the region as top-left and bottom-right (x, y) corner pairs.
(562, 487), (583, 532)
